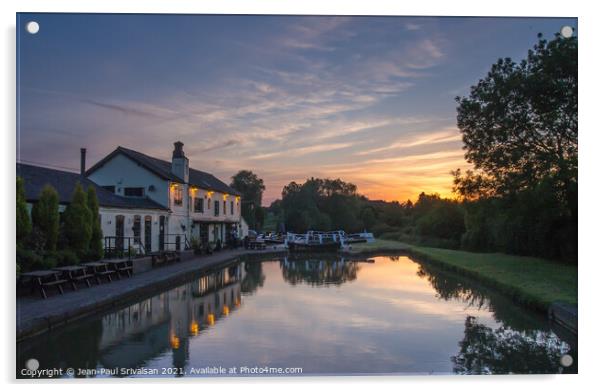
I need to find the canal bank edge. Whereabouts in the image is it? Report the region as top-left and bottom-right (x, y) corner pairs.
(17, 248), (287, 342)
(340, 241), (577, 334)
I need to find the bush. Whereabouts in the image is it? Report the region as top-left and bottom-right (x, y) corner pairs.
(87, 187), (104, 260)
(31, 185), (60, 251)
(17, 247), (56, 271)
(54, 250), (80, 267)
(16, 177), (31, 247)
(371, 222), (397, 237)
(62, 183), (92, 258)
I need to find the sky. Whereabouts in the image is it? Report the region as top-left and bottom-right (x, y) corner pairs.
(16, 14), (577, 205)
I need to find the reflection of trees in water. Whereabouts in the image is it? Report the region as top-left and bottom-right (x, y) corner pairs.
(452, 316), (572, 374)
(241, 262), (265, 294)
(280, 256), (361, 286)
(416, 262), (552, 332)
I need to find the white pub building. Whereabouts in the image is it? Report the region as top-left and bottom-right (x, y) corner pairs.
(18, 141), (245, 254)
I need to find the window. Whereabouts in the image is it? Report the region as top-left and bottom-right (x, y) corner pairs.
(223, 200), (226, 215)
(207, 198), (211, 210)
(230, 201), (234, 215)
(133, 215), (141, 243)
(124, 187), (144, 197)
(102, 185), (115, 193)
(214, 200), (219, 217)
(194, 197), (204, 213)
(173, 185), (183, 206)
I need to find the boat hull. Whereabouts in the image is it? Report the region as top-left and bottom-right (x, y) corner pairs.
(288, 242), (341, 252)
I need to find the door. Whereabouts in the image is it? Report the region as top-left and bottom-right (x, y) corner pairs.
(159, 215), (165, 251)
(144, 216), (152, 252)
(133, 215), (141, 245)
(116, 215), (125, 253)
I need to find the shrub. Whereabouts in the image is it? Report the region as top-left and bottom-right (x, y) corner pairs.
(62, 183), (92, 258)
(17, 247), (42, 272)
(31, 184), (60, 251)
(87, 187), (104, 260)
(372, 222), (397, 237)
(16, 177), (31, 247)
(54, 250), (80, 266)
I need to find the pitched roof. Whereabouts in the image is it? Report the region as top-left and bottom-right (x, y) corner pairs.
(17, 163), (167, 210)
(86, 146), (241, 196)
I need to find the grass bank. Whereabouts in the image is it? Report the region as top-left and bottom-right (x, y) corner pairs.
(348, 239), (577, 312)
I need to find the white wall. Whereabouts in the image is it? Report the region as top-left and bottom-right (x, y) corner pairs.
(88, 153), (170, 207)
(99, 207), (167, 253)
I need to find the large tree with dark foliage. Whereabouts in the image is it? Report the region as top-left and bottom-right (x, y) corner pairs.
(281, 178), (364, 233)
(230, 170), (266, 230)
(453, 33), (577, 262)
(454, 33), (577, 199)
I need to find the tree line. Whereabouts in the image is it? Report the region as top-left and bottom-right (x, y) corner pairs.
(16, 178), (103, 273)
(237, 33), (577, 264)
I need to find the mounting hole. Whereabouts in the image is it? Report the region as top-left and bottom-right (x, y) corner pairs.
(560, 26), (573, 38)
(560, 354), (573, 367)
(26, 21), (39, 34)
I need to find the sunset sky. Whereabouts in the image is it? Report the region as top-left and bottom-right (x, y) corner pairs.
(17, 14), (576, 205)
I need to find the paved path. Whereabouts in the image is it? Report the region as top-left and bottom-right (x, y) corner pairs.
(17, 248), (286, 341)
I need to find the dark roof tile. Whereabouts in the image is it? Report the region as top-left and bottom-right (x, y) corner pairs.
(86, 146), (241, 196)
(17, 163), (167, 210)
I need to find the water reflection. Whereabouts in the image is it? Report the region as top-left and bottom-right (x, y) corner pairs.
(452, 316), (570, 374)
(416, 262), (577, 374)
(280, 255), (365, 286)
(17, 254), (577, 377)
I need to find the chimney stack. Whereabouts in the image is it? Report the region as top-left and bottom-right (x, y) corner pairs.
(171, 141), (189, 182)
(80, 148), (86, 176)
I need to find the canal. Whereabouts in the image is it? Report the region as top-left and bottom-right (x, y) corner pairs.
(17, 254), (577, 377)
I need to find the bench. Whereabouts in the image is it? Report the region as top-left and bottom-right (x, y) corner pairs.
(40, 278), (69, 298)
(249, 241), (266, 250)
(81, 262), (116, 284)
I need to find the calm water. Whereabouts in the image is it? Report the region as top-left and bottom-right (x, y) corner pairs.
(17, 254), (577, 377)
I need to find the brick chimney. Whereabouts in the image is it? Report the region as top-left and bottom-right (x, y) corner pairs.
(171, 141), (189, 182)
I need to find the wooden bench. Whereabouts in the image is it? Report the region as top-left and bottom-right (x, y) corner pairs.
(20, 270), (68, 299)
(81, 262), (116, 284)
(54, 266), (95, 290)
(105, 260), (133, 278)
(249, 241), (266, 250)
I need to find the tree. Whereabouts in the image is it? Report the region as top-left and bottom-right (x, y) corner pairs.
(16, 177), (31, 247)
(87, 186), (104, 260)
(31, 184), (60, 251)
(453, 33), (577, 200)
(452, 33), (577, 262)
(230, 170), (266, 230)
(62, 183), (92, 258)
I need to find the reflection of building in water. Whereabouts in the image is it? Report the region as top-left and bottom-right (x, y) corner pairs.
(280, 256), (361, 286)
(97, 262), (246, 371)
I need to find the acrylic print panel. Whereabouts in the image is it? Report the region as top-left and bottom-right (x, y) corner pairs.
(16, 13), (578, 378)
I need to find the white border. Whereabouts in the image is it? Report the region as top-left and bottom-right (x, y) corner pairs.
(2, 1), (600, 391)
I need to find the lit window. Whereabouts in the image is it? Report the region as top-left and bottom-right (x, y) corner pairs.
(173, 185), (183, 206)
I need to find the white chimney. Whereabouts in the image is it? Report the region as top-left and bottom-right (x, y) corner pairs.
(171, 141), (189, 183)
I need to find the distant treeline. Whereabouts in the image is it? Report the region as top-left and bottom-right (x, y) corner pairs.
(265, 33), (577, 264)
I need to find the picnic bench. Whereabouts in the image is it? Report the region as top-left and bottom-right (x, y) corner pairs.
(19, 270), (68, 299)
(150, 250), (180, 267)
(53, 265), (95, 290)
(248, 241), (266, 250)
(105, 259), (133, 278)
(81, 261), (116, 284)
